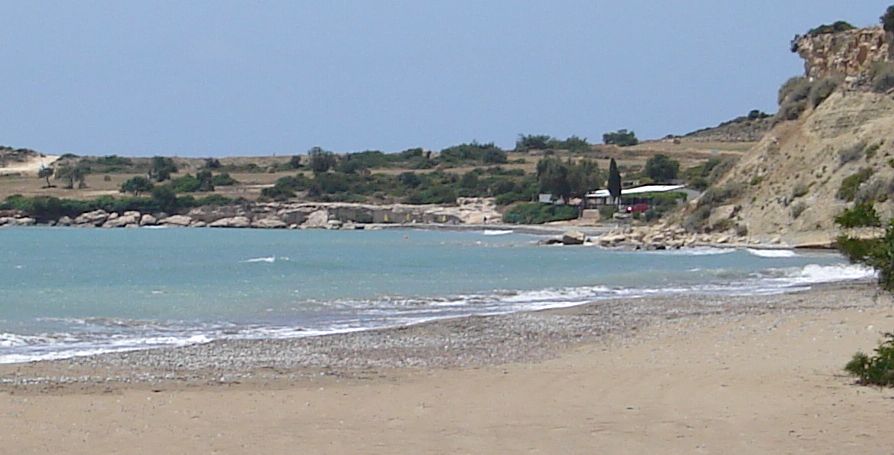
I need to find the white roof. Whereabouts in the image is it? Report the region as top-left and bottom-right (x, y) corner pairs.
(586, 184), (686, 198)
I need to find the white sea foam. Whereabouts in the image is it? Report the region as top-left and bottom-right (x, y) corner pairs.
(243, 256), (277, 263)
(650, 247), (735, 256)
(0, 260), (878, 364)
(747, 248), (799, 258)
(781, 263), (876, 284)
(482, 230), (513, 236)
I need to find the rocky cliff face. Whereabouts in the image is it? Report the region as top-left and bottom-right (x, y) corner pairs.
(708, 90), (894, 245)
(682, 27), (894, 246)
(795, 27), (889, 79)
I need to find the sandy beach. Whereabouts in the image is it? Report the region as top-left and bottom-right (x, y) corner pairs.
(2, 283), (893, 454)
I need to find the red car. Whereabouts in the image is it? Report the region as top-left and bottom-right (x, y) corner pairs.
(625, 203), (649, 213)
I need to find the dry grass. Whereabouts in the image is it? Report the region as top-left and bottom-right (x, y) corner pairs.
(0, 138), (751, 201)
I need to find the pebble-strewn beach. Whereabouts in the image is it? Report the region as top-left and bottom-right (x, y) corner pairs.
(1, 282), (887, 389)
(2, 283), (894, 454)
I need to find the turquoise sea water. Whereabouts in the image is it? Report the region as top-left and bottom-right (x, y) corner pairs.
(0, 227), (872, 363)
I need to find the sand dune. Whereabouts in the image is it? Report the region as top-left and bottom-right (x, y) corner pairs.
(0, 154), (58, 176)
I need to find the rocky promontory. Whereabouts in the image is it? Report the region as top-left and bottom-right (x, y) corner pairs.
(0, 198), (503, 230)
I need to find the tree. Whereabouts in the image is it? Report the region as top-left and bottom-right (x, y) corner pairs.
(55, 162), (89, 189)
(567, 158), (602, 198)
(196, 170), (215, 192)
(536, 157), (571, 202)
(203, 158), (222, 169)
(288, 155), (302, 169)
(308, 147), (336, 174)
(120, 176), (154, 196)
(38, 166), (54, 188)
(482, 148), (508, 164)
(603, 130), (639, 147)
(148, 156), (178, 182)
(151, 185), (178, 213)
(608, 158), (622, 205)
(516, 134), (553, 151)
(884, 6), (894, 34)
(644, 154), (680, 182)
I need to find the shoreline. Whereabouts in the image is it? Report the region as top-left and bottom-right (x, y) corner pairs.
(0, 280), (884, 392)
(4, 282), (893, 454)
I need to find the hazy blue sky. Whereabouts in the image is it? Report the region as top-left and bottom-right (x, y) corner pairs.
(0, 1), (890, 156)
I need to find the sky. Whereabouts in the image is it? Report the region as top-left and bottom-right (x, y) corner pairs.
(0, 1), (891, 157)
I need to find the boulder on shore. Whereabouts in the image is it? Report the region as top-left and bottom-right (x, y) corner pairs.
(139, 214), (157, 226)
(303, 210), (329, 229)
(103, 211), (141, 228)
(209, 216), (251, 228)
(161, 215), (193, 227)
(74, 210), (109, 226)
(562, 230), (587, 245)
(251, 218), (287, 229)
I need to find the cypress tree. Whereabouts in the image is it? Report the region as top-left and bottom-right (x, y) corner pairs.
(608, 158), (621, 205)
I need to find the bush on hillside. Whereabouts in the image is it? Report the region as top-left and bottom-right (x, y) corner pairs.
(119, 176), (154, 196)
(644, 154), (680, 182)
(837, 168), (874, 201)
(835, 202), (882, 228)
(211, 172), (238, 186)
(790, 202), (807, 219)
(602, 129), (639, 147)
(515, 134), (552, 151)
(809, 76), (841, 108)
(778, 77), (812, 105)
(868, 62), (894, 92)
(807, 21), (856, 36)
(839, 142), (867, 164)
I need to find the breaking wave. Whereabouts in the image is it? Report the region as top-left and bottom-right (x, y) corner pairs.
(0, 261), (875, 364)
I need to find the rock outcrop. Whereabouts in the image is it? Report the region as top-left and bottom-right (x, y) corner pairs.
(561, 231), (586, 245)
(794, 27), (889, 80)
(208, 216), (251, 228)
(161, 215), (193, 227)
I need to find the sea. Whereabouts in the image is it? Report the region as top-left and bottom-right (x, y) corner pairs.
(0, 227), (875, 364)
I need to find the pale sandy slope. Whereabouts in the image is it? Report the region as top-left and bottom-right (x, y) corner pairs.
(2, 305), (893, 454)
(0, 154), (58, 176)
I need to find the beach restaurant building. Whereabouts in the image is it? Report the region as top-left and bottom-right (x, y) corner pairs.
(584, 184), (689, 210)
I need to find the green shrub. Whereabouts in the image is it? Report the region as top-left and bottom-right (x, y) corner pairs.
(598, 205), (617, 220)
(406, 185), (457, 205)
(839, 141), (866, 164)
(837, 168), (874, 201)
(644, 154), (680, 182)
(697, 182), (744, 209)
(806, 21), (856, 36)
(834, 202), (882, 228)
(845, 333), (894, 387)
(808, 76), (841, 108)
(791, 183), (809, 199)
(211, 172), (238, 186)
(169, 174), (202, 193)
(602, 129), (639, 147)
(120, 176), (154, 196)
(869, 61), (894, 92)
(503, 203), (578, 224)
(439, 142), (506, 165)
(791, 202), (807, 219)
(883, 6), (894, 33)
(515, 134), (552, 151)
(836, 219), (894, 291)
(778, 76), (812, 105)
